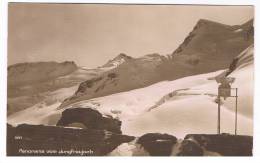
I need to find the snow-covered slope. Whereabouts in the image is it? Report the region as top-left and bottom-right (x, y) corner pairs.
(8, 86), (78, 126)
(7, 70), (218, 125)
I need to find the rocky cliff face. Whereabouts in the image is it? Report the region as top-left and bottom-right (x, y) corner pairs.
(172, 19), (253, 56)
(169, 19), (253, 75)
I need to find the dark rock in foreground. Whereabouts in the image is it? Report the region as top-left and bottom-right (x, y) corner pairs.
(177, 139), (204, 156)
(7, 124), (135, 156)
(6, 123), (253, 156)
(184, 134), (253, 156)
(136, 133), (177, 156)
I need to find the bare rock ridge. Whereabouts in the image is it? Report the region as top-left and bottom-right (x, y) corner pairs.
(226, 44), (254, 76)
(61, 19), (254, 108)
(171, 18), (253, 69)
(173, 18), (253, 56)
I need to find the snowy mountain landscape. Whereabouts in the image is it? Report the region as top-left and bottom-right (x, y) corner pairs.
(7, 17), (254, 156)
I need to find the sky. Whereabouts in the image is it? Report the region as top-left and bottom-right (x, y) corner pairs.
(8, 3), (254, 68)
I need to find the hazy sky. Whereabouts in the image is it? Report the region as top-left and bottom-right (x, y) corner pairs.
(8, 3), (254, 68)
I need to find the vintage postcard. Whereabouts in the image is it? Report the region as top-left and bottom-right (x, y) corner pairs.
(6, 3), (254, 156)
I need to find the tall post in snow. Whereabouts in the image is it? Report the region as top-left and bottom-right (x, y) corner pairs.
(235, 88), (238, 135)
(215, 77), (236, 135)
(217, 95), (221, 134)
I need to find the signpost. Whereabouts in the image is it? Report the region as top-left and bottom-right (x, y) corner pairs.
(216, 77), (238, 135)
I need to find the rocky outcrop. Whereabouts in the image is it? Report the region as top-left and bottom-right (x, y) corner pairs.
(7, 124), (135, 156)
(56, 107), (122, 134)
(136, 133), (177, 156)
(226, 44), (254, 76)
(74, 77), (103, 96)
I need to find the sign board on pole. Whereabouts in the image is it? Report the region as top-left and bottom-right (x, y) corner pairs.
(216, 77), (235, 99)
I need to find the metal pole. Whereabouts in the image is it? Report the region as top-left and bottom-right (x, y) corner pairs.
(217, 95), (221, 134)
(235, 88), (238, 135)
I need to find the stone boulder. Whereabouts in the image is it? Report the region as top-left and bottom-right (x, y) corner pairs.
(56, 107), (122, 134)
(136, 133), (177, 156)
(177, 139), (204, 156)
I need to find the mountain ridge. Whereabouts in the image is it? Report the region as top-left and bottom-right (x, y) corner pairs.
(60, 18), (254, 107)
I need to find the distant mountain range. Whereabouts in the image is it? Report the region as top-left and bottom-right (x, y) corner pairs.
(8, 61), (77, 87)
(7, 61), (108, 115)
(7, 18), (254, 114)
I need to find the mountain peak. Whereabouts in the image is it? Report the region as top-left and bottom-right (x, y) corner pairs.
(172, 18), (253, 55)
(240, 18), (254, 29)
(101, 53), (133, 68)
(114, 53), (133, 60)
(194, 19), (232, 30)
